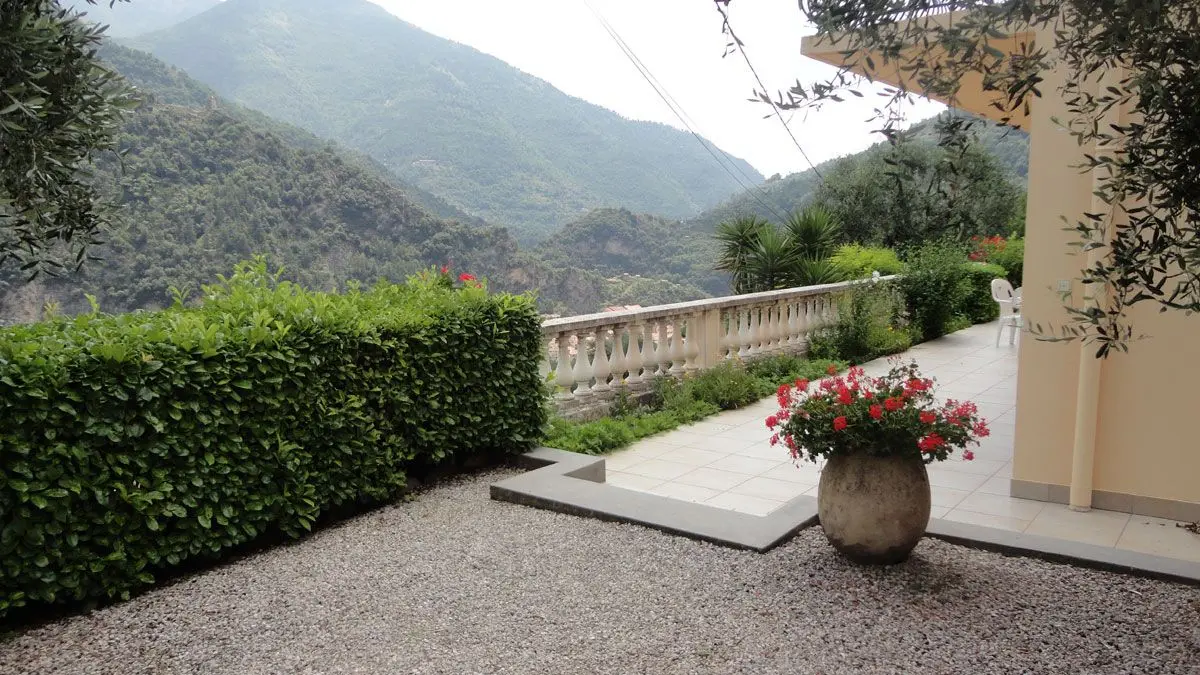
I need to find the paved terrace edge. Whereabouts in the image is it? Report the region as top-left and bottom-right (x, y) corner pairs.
(491, 448), (1200, 585)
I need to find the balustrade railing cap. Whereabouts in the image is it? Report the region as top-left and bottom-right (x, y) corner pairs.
(541, 276), (897, 333)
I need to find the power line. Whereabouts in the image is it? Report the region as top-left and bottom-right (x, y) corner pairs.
(597, 12), (770, 201)
(714, 2), (825, 182)
(582, 0), (789, 223)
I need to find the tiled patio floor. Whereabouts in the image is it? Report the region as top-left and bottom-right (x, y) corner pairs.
(604, 321), (1200, 564)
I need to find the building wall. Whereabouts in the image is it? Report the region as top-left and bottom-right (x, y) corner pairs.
(1012, 35), (1200, 513)
(1010, 57), (1089, 492)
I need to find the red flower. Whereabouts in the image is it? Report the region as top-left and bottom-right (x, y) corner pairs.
(833, 416), (848, 431)
(837, 388), (853, 405)
(918, 433), (946, 453)
(972, 420), (990, 438)
(826, 364), (838, 375)
(963, 450), (975, 461)
(863, 392), (874, 400)
(765, 415), (779, 429)
(459, 273), (476, 282)
(440, 265), (449, 275)
(884, 397), (904, 412)
(919, 411), (937, 424)
(776, 383), (792, 407)
(906, 378), (931, 392)
(769, 433), (779, 446)
(869, 404), (883, 420)
(794, 378), (809, 392)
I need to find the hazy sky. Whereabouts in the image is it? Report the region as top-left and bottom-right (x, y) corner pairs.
(365, 0), (944, 178)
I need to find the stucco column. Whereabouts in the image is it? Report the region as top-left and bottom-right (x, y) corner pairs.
(1068, 68), (1123, 511)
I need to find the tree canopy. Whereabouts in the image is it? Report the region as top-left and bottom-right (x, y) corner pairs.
(775, 0), (1200, 356)
(0, 0), (136, 278)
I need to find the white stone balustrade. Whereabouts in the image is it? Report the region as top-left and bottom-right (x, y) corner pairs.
(542, 278), (894, 419)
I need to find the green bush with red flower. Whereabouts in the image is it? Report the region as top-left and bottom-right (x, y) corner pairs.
(767, 361), (989, 463)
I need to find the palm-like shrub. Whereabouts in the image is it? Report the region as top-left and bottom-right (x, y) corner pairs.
(715, 207), (846, 293)
(715, 216), (770, 294)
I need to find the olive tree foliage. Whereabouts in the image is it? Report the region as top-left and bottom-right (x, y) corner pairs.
(724, 0), (1200, 357)
(1, 0), (136, 278)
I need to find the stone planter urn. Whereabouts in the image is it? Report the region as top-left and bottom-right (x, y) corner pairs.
(816, 452), (931, 565)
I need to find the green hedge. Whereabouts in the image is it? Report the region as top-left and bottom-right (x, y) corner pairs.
(0, 262), (545, 618)
(959, 262), (1009, 324)
(990, 237), (1025, 287)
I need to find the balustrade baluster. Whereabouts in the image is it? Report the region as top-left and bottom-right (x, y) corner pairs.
(748, 306), (763, 357)
(736, 309), (751, 359)
(785, 300), (799, 350)
(643, 321), (660, 379)
(625, 322), (645, 387)
(554, 331), (574, 400)
(794, 299), (809, 351)
(571, 331), (594, 399)
(684, 312), (702, 372)
(668, 316), (686, 375)
(769, 302), (784, 353)
(591, 326), (612, 393)
(609, 324), (628, 387)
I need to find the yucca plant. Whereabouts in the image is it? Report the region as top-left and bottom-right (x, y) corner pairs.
(715, 215), (770, 294)
(715, 207), (847, 293)
(784, 207), (842, 261)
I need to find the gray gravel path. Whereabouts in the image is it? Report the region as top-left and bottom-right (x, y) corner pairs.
(3, 468), (1198, 675)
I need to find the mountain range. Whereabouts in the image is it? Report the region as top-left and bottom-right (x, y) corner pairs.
(3, 1), (1031, 321)
(120, 0), (762, 242)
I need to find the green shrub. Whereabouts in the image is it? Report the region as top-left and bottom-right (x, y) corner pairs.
(0, 260), (545, 618)
(543, 356), (844, 455)
(543, 416), (638, 454)
(959, 262), (1009, 324)
(898, 242), (972, 342)
(945, 314), (974, 334)
(809, 281), (910, 363)
(681, 361), (762, 410)
(990, 237), (1025, 287)
(744, 354), (842, 384)
(830, 244), (905, 279)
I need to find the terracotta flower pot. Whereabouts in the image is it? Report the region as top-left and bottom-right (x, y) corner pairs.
(817, 452), (931, 565)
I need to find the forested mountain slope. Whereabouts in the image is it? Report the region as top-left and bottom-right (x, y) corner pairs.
(128, 0), (762, 241)
(0, 45), (525, 319)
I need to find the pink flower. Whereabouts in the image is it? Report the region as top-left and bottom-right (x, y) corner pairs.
(769, 433), (780, 446)
(963, 450), (975, 461)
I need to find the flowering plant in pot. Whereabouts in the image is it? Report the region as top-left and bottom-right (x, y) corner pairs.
(767, 361), (989, 564)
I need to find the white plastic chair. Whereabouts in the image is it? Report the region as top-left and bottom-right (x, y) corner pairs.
(991, 278), (1022, 346)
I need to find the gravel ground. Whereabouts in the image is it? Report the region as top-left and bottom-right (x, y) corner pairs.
(3, 468), (1199, 675)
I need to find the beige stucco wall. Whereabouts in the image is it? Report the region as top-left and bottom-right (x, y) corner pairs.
(1012, 35), (1200, 509)
(1010, 58), (1087, 491)
(1091, 303), (1200, 504)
